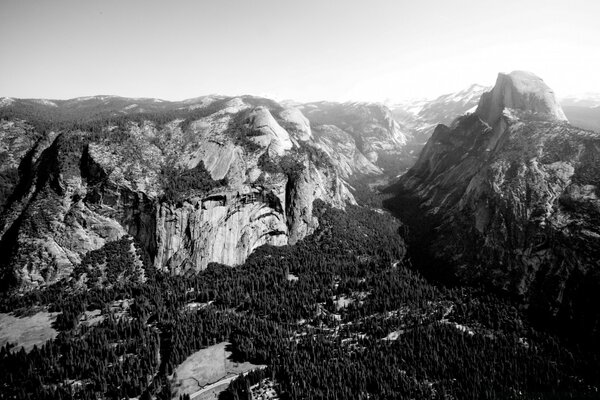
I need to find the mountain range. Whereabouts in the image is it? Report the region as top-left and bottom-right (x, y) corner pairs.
(387, 70), (600, 340)
(1, 71), (600, 399)
(0, 95), (413, 290)
(1, 77), (599, 292)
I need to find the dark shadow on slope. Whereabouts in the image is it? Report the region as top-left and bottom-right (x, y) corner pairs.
(382, 187), (459, 287)
(383, 184), (600, 349)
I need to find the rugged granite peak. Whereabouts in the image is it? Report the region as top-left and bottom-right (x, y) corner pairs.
(0, 120), (46, 212)
(416, 84), (490, 126)
(279, 108), (312, 141)
(389, 72), (600, 339)
(390, 84), (490, 170)
(476, 71), (568, 125)
(300, 101), (410, 175)
(0, 96), (364, 290)
(248, 107), (293, 156)
(312, 125), (381, 178)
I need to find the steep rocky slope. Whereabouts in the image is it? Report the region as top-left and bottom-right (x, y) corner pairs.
(388, 71), (600, 339)
(300, 101), (412, 175)
(0, 96), (361, 290)
(416, 84), (490, 126)
(0, 120), (47, 212)
(391, 84), (489, 144)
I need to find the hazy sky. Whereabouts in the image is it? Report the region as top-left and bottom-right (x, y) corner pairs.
(1, 0), (599, 102)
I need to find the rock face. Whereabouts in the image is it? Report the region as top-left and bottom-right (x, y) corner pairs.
(300, 102), (409, 175)
(417, 84), (490, 127)
(248, 107), (293, 156)
(392, 84), (489, 138)
(312, 125), (381, 178)
(154, 189), (288, 273)
(391, 71), (600, 338)
(0, 120), (46, 213)
(390, 84), (491, 173)
(279, 108), (312, 142)
(476, 71), (567, 125)
(285, 158), (353, 245)
(0, 96), (355, 289)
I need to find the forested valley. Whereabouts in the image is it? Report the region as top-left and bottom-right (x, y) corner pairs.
(1, 192), (599, 399)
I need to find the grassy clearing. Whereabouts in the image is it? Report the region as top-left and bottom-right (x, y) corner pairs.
(0, 311), (59, 352)
(172, 341), (265, 399)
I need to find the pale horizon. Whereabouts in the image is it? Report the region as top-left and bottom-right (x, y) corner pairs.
(1, 0), (599, 103)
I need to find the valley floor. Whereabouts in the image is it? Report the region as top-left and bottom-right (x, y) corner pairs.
(1, 201), (599, 399)
(172, 341), (265, 399)
(0, 311), (59, 352)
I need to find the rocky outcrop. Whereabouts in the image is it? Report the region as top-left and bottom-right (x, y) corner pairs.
(0, 96), (356, 289)
(285, 157), (353, 245)
(312, 125), (381, 178)
(391, 84), (489, 148)
(249, 107), (293, 156)
(476, 71), (567, 125)
(279, 108), (312, 142)
(300, 101), (409, 175)
(0, 120), (45, 213)
(0, 133), (134, 288)
(390, 71), (600, 338)
(418, 84), (489, 126)
(154, 188), (288, 272)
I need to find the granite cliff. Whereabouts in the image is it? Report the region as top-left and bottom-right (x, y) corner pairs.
(0, 96), (366, 289)
(390, 84), (491, 172)
(300, 101), (412, 175)
(388, 71), (600, 338)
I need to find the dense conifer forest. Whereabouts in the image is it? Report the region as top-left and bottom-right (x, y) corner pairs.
(1, 197), (599, 399)
(2, 2), (599, 398)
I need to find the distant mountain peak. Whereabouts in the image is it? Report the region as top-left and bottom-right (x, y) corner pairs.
(560, 92), (600, 108)
(475, 70), (567, 125)
(0, 97), (15, 107)
(452, 83), (489, 97)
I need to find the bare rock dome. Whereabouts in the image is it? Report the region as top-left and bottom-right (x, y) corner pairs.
(476, 70), (568, 125)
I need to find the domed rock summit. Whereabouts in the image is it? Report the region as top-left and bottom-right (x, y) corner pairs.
(387, 71), (600, 340)
(0, 95), (406, 290)
(475, 70), (568, 125)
